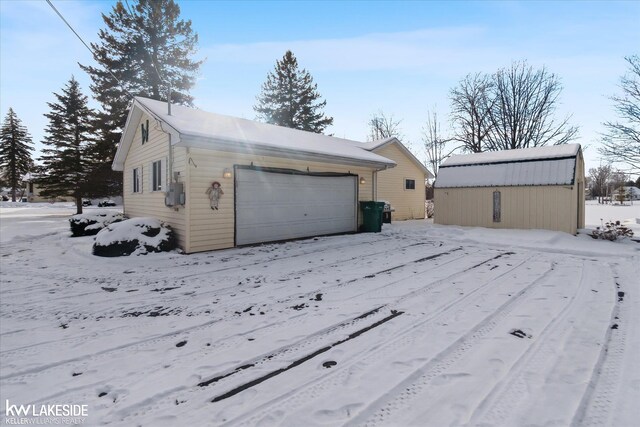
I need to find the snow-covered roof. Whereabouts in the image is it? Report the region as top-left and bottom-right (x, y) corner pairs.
(435, 144), (581, 188)
(113, 97), (396, 171)
(351, 137), (433, 178)
(441, 144), (581, 167)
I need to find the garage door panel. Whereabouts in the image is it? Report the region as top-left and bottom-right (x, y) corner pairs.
(236, 168), (357, 246)
(238, 204), (354, 224)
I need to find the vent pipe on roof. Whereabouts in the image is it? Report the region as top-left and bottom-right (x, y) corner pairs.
(167, 85), (172, 116)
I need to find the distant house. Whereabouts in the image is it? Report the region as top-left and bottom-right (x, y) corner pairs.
(434, 144), (585, 235)
(614, 186), (640, 201)
(112, 97), (401, 253)
(21, 173), (73, 203)
(357, 137), (433, 220)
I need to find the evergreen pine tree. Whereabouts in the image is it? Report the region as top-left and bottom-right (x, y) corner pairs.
(38, 77), (94, 214)
(0, 108), (34, 202)
(254, 50), (334, 133)
(79, 0), (202, 196)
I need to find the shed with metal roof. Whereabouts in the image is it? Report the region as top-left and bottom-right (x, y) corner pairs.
(433, 144), (585, 234)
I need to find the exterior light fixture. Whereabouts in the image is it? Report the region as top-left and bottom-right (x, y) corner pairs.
(359, 177), (366, 185)
(223, 168), (232, 179)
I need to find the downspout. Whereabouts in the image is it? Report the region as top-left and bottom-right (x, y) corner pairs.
(156, 121), (174, 188)
(184, 146), (192, 253)
(373, 170), (377, 200)
(166, 87), (173, 187)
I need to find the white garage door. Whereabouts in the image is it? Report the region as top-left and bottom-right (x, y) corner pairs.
(235, 167), (358, 246)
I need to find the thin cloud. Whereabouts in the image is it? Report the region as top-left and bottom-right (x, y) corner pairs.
(200, 27), (502, 73)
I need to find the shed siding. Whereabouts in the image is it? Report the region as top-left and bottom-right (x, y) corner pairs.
(186, 148), (376, 253)
(434, 185), (578, 234)
(122, 113), (188, 249)
(374, 144), (426, 220)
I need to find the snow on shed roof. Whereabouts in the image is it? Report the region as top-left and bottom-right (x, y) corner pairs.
(113, 97), (396, 171)
(441, 143), (581, 167)
(435, 144), (581, 188)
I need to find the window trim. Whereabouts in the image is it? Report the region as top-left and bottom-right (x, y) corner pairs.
(151, 160), (162, 192)
(132, 167), (142, 193)
(404, 178), (416, 190)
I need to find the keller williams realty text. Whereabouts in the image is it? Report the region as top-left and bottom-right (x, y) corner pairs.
(5, 400), (88, 424)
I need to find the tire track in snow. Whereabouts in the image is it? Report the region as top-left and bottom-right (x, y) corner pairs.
(1, 247), (514, 423)
(0, 237), (438, 328)
(464, 259), (601, 426)
(213, 254), (539, 426)
(96, 250), (522, 424)
(1, 243), (461, 391)
(180, 249), (508, 390)
(7, 307), (384, 413)
(344, 261), (562, 427)
(0, 234), (406, 303)
(0, 242), (454, 361)
(570, 261), (631, 427)
(141, 240), (442, 310)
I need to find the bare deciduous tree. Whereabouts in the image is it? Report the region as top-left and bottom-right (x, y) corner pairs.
(485, 61), (578, 151)
(599, 55), (640, 174)
(588, 164), (612, 203)
(422, 109), (454, 178)
(367, 111), (403, 141)
(609, 170), (628, 204)
(450, 61), (578, 153)
(449, 73), (494, 153)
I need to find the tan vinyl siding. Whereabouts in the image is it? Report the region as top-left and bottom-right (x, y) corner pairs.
(435, 184), (580, 234)
(186, 148), (376, 253)
(434, 185), (577, 233)
(122, 113), (187, 249)
(373, 143), (426, 220)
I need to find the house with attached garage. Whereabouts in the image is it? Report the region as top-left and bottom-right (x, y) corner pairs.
(112, 97), (431, 253)
(357, 137), (433, 220)
(434, 144), (585, 234)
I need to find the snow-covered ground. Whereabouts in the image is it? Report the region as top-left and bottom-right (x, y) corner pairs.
(0, 201), (638, 426)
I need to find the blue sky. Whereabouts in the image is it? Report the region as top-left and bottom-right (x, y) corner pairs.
(1, 0), (639, 175)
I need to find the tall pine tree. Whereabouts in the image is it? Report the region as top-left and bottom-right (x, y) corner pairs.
(0, 108), (34, 202)
(79, 0), (202, 195)
(254, 50), (333, 133)
(38, 77), (94, 214)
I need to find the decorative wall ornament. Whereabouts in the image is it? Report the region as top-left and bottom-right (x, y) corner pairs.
(205, 181), (224, 210)
(141, 120), (149, 144)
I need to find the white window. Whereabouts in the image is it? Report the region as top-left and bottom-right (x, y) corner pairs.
(152, 160), (162, 191)
(132, 167), (141, 193)
(405, 178), (416, 190)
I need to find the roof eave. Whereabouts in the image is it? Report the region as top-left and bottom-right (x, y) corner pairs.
(112, 101), (142, 171)
(370, 137), (433, 177)
(178, 134), (396, 170)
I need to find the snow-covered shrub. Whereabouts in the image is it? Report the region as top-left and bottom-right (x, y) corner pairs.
(426, 200), (435, 219)
(590, 219), (634, 241)
(69, 211), (124, 237)
(93, 217), (177, 257)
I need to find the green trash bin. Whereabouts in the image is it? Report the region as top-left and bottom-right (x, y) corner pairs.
(360, 201), (385, 232)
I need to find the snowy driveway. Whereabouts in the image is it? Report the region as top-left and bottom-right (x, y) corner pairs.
(1, 205), (638, 426)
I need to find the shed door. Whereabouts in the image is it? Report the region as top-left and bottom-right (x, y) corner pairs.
(235, 167), (358, 246)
